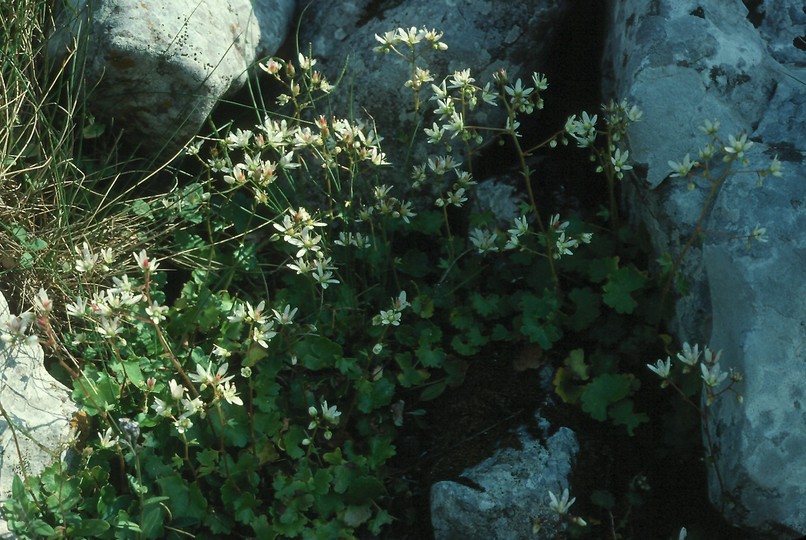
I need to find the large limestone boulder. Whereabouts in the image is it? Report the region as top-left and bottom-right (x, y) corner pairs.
(603, 0), (806, 535)
(0, 291), (78, 537)
(47, 0), (297, 154)
(430, 413), (578, 540)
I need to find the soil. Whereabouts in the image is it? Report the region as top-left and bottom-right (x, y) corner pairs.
(383, 341), (755, 540)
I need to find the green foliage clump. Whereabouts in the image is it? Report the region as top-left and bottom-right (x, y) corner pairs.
(0, 11), (780, 539)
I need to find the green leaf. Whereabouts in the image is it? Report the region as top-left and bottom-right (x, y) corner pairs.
(518, 290), (561, 348)
(74, 371), (121, 415)
(367, 437), (396, 470)
(419, 380), (447, 401)
(343, 504), (372, 527)
(139, 504), (165, 539)
(568, 287), (601, 331)
(411, 294), (435, 318)
(117, 360), (145, 387)
(449, 306), (474, 330)
(31, 520), (56, 536)
(602, 261), (646, 314)
(580, 373), (634, 421)
(395, 353), (429, 387)
(471, 292), (501, 317)
(563, 348), (589, 381)
(609, 399), (649, 436)
(356, 377), (396, 413)
(417, 344), (444, 368)
(156, 477), (207, 527)
(450, 334), (480, 356)
(345, 476), (384, 505)
(294, 336), (343, 371)
(553, 367), (584, 404)
(70, 519), (112, 536)
(244, 343), (269, 367)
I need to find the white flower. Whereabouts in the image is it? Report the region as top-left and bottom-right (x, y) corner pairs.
(151, 396), (172, 417)
(226, 128), (252, 149)
(469, 228), (499, 254)
(286, 257), (313, 275)
(647, 357), (672, 378)
(699, 119), (720, 135)
(312, 264), (339, 289)
(767, 155), (782, 177)
(392, 291), (410, 312)
(252, 322), (278, 348)
(181, 396), (204, 417)
(723, 133), (753, 159)
(610, 148), (633, 177)
(96, 317), (125, 344)
(531, 72), (548, 91)
(168, 379), (185, 401)
(98, 428), (118, 449)
(34, 288), (53, 313)
(227, 303), (246, 323)
(219, 381), (243, 406)
(701, 362), (728, 388)
(189, 361), (233, 390)
(75, 242), (99, 273)
(676, 342), (701, 369)
(133, 249), (159, 273)
(424, 122), (445, 144)
(245, 300), (268, 325)
(554, 233), (579, 259)
(174, 416), (193, 435)
(213, 344), (231, 358)
(66, 297), (88, 319)
(321, 400), (341, 425)
(272, 304), (298, 325)
(375, 309), (402, 326)
(145, 301), (168, 324)
(548, 488), (576, 515)
(750, 225), (768, 243)
(110, 274), (135, 294)
(668, 154), (698, 177)
(508, 215), (529, 237)
(286, 226), (322, 258)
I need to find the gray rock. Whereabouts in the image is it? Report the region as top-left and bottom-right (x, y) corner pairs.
(0, 290), (78, 538)
(296, 0), (568, 176)
(47, 0), (296, 154)
(603, 0), (806, 535)
(430, 414), (578, 540)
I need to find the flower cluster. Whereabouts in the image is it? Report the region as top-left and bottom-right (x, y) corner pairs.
(0, 309), (38, 347)
(303, 399), (342, 444)
(258, 53), (333, 108)
(192, 53), (392, 211)
(270, 207), (340, 290)
(550, 214), (593, 260)
(542, 488), (587, 529)
(562, 100), (641, 182)
(65, 250), (164, 346)
(648, 342), (742, 405)
(668, 120), (783, 190)
(364, 184), (417, 224)
(373, 27), (448, 54)
(372, 291), (410, 327)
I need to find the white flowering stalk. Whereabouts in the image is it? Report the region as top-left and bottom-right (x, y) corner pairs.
(304, 399), (343, 444)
